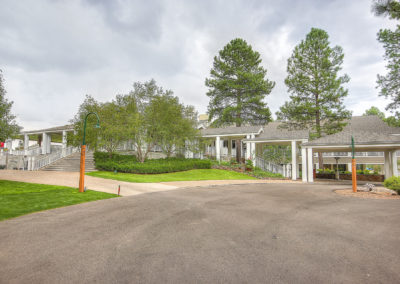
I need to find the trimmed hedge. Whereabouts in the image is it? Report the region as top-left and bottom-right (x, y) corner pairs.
(94, 152), (211, 174)
(383, 176), (400, 194)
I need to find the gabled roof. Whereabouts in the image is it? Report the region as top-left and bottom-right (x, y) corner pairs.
(201, 125), (263, 137)
(250, 121), (309, 141)
(303, 116), (400, 146)
(21, 125), (74, 135)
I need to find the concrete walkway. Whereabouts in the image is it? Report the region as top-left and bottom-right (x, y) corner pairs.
(0, 170), (298, 196)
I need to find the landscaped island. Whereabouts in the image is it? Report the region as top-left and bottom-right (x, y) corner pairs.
(0, 180), (117, 221)
(89, 152), (284, 182)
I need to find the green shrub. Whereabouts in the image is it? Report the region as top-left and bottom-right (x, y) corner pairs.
(94, 152), (211, 174)
(245, 159), (253, 169)
(383, 176), (400, 194)
(317, 168), (334, 174)
(252, 168), (284, 178)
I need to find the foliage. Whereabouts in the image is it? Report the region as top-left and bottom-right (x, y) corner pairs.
(87, 169), (256, 183)
(383, 176), (400, 193)
(0, 70), (21, 141)
(317, 168), (335, 174)
(262, 145), (292, 164)
(0, 180), (117, 221)
(376, 26), (400, 113)
(372, 0), (400, 20)
(144, 91), (198, 158)
(245, 159), (253, 169)
(206, 38), (275, 127)
(276, 28), (351, 141)
(94, 152), (211, 174)
(363, 106), (400, 126)
(205, 38), (275, 162)
(70, 80), (198, 162)
(252, 168), (284, 178)
(373, 1), (400, 116)
(363, 106), (386, 120)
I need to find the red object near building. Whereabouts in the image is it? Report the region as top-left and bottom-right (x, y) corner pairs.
(0, 142), (4, 148)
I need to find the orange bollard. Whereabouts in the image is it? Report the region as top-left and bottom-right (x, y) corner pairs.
(79, 145), (86, 193)
(352, 158), (357, 192)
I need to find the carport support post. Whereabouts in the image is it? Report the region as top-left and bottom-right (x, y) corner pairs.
(24, 134), (29, 155)
(384, 150), (392, 179)
(351, 136), (357, 193)
(307, 147), (314, 182)
(291, 140), (297, 180)
(391, 150), (398, 177)
(301, 147), (307, 182)
(215, 136), (220, 162)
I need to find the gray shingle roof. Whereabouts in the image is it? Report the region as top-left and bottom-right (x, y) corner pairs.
(22, 125), (74, 134)
(252, 121), (309, 141)
(303, 116), (400, 146)
(201, 125), (262, 136)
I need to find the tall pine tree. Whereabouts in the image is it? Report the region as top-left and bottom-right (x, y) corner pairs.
(0, 70), (20, 142)
(206, 38), (275, 162)
(373, 1), (400, 116)
(276, 28), (351, 168)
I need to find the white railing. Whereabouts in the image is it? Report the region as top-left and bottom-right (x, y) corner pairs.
(255, 156), (291, 178)
(30, 147), (78, 170)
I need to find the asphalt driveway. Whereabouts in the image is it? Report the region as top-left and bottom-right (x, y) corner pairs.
(1, 183), (399, 283)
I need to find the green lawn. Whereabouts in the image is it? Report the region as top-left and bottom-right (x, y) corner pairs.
(0, 180), (117, 221)
(87, 169), (257, 183)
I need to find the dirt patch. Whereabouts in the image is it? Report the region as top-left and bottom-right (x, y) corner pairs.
(335, 189), (400, 200)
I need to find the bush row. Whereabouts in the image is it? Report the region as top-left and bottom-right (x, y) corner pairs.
(94, 152), (211, 174)
(383, 176), (400, 194)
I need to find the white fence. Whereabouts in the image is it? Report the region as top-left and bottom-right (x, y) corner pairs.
(255, 156), (291, 178)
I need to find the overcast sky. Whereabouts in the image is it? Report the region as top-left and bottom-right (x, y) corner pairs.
(0, 0), (396, 130)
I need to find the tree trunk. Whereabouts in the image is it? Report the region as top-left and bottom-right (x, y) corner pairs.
(315, 96), (324, 169)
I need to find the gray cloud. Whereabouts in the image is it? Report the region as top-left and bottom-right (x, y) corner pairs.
(0, 0), (396, 130)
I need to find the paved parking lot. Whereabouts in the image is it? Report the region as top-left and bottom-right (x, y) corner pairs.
(1, 183), (399, 283)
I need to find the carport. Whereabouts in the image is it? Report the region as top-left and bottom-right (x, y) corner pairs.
(301, 116), (400, 182)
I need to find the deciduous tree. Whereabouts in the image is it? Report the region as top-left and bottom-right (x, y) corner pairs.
(0, 70), (20, 142)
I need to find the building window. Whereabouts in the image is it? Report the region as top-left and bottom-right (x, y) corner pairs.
(223, 140), (228, 148)
(232, 140), (236, 148)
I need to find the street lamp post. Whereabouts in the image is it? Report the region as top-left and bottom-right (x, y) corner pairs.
(351, 136), (357, 193)
(79, 112), (100, 193)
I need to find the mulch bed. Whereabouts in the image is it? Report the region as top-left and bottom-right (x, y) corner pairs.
(335, 189), (400, 200)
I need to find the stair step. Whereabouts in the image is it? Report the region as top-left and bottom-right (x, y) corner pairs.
(40, 151), (96, 172)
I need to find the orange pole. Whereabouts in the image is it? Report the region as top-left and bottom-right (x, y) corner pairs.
(352, 158), (357, 192)
(79, 145), (86, 193)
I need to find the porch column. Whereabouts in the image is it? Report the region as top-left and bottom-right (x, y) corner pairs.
(347, 163), (352, 172)
(384, 150), (392, 179)
(227, 138), (232, 160)
(251, 134), (256, 165)
(307, 147), (314, 182)
(42, 132), (47, 154)
(301, 147), (307, 182)
(291, 140), (297, 180)
(245, 135), (250, 160)
(215, 136), (221, 161)
(392, 150), (398, 177)
(46, 134), (51, 154)
(24, 134), (29, 155)
(62, 131), (67, 156)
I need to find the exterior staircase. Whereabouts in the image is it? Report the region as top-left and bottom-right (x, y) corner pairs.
(40, 151), (96, 172)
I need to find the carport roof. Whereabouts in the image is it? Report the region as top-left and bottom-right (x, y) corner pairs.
(21, 125), (74, 135)
(250, 121), (309, 141)
(200, 125), (263, 137)
(303, 116), (400, 147)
